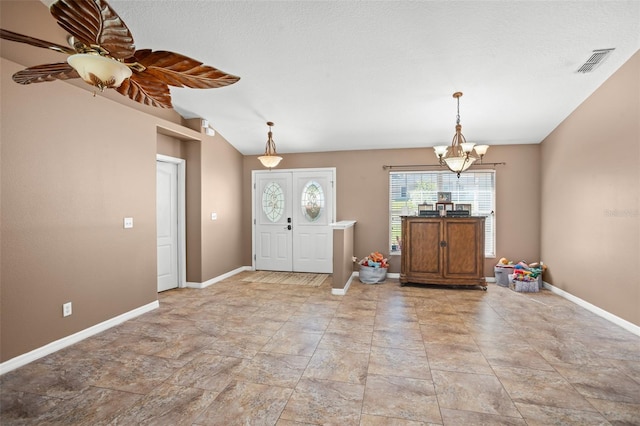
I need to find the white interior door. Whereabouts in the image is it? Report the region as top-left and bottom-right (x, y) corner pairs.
(254, 168), (334, 273)
(255, 172), (293, 271)
(157, 160), (179, 292)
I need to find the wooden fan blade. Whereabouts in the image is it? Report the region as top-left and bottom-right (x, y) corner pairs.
(50, 0), (135, 59)
(131, 49), (240, 89)
(116, 72), (172, 108)
(0, 28), (76, 55)
(12, 63), (80, 85)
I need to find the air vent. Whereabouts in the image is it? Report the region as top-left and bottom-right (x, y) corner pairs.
(577, 48), (615, 73)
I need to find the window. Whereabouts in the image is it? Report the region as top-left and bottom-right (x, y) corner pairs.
(389, 170), (495, 257)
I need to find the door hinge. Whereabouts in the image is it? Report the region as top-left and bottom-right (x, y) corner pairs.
(254, 218), (256, 225)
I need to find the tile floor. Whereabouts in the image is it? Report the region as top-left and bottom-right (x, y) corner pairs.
(1, 271), (639, 425)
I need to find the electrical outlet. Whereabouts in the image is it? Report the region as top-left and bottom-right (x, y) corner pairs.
(123, 217), (133, 229)
(211, 212), (217, 220)
(63, 302), (72, 317)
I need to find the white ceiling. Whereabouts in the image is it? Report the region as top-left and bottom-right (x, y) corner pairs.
(6, 1), (640, 155)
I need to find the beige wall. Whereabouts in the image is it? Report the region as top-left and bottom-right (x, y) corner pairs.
(243, 144), (541, 276)
(1, 58), (157, 361)
(541, 50), (640, 326)
(1, 57), (245, 362)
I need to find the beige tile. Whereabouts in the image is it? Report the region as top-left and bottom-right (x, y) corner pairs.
(514, 402), (610, 425)
(367, 346), (431, 380)
(440, 408), (527, 425)
(493, 366), (597, 412)
(359, 414), (434, 425)
(195, 380), (293, 425)
(552, 362), (640, 404)
(1, 387), (142, 425)
(303, 348), (368, 384)
(261, 328), (323, 356)
(90, 354), (186, 394)
(167, 353), (246, 391)
(236, 352), (310, 388)
(362, 374), (440, 423)
(317, 329), (373, 354)
(108, 383), (218, 426)
(204, 331), (271, 359)
(431, 369), (521, 418)
(279, 378), (364, 425)
(371, 329), (425, 350)
(476, 340), (555, 371)
(425, 341), (494, 375)
(586, 397), (640, 425)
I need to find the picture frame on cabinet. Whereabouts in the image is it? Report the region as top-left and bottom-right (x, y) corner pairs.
(456, 203), (472, 213)
(437, 192), (452, 202)
(436, 202), (454, 211)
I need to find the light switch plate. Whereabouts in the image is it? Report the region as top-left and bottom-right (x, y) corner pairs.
(124, 217), (133, 228)
(211, 212), (217, 221)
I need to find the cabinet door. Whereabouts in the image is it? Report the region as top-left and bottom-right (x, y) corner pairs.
(405, 218), (442, 278)
(443, 219), (484, 279)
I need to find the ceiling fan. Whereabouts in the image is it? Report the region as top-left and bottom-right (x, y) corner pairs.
(0, 0), (240, 108)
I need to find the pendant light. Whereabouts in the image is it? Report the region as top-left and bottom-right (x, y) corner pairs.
(258, 121), (283, 168)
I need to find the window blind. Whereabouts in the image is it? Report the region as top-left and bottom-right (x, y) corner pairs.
(389, 170), (496, 257)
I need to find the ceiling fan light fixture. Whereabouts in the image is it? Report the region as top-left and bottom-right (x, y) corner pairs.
(434, 92), (489, 178)
(258, 121), (282, 169)
(67, 53), (132, 91)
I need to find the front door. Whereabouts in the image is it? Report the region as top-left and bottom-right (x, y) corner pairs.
(254, 168), (335, 273)
(255, 172), (293, 272)
(157, 160), (179, 291)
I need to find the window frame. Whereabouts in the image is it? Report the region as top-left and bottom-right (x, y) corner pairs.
(389, 170), (496, 257)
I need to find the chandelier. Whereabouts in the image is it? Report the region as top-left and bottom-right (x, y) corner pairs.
(258, 121), (283, 169)
(433, 92), (489, 178)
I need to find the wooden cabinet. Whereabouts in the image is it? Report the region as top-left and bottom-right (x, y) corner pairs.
(400, 216), (486, 289)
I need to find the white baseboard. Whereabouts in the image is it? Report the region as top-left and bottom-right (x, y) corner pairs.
(543, 281), (640, 337)
(331, 272), (356, 295)
(0, 301), (159, 376)
(185, 266), (251, 289)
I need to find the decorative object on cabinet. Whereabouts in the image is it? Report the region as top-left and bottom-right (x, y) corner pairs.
(437, 192), (452, 202)
(436, 202), (454, 211)
(400, 216), (486, 290)
(418, 203), (434, 212)
(446, 210), (470, 217)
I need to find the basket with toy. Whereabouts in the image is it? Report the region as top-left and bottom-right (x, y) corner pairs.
(505, 260), (546, 292)
(354, 251), (389, 284)
(495, 257), (547, 292)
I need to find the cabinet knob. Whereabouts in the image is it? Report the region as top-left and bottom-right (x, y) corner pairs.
(440, 240), (447, 247)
